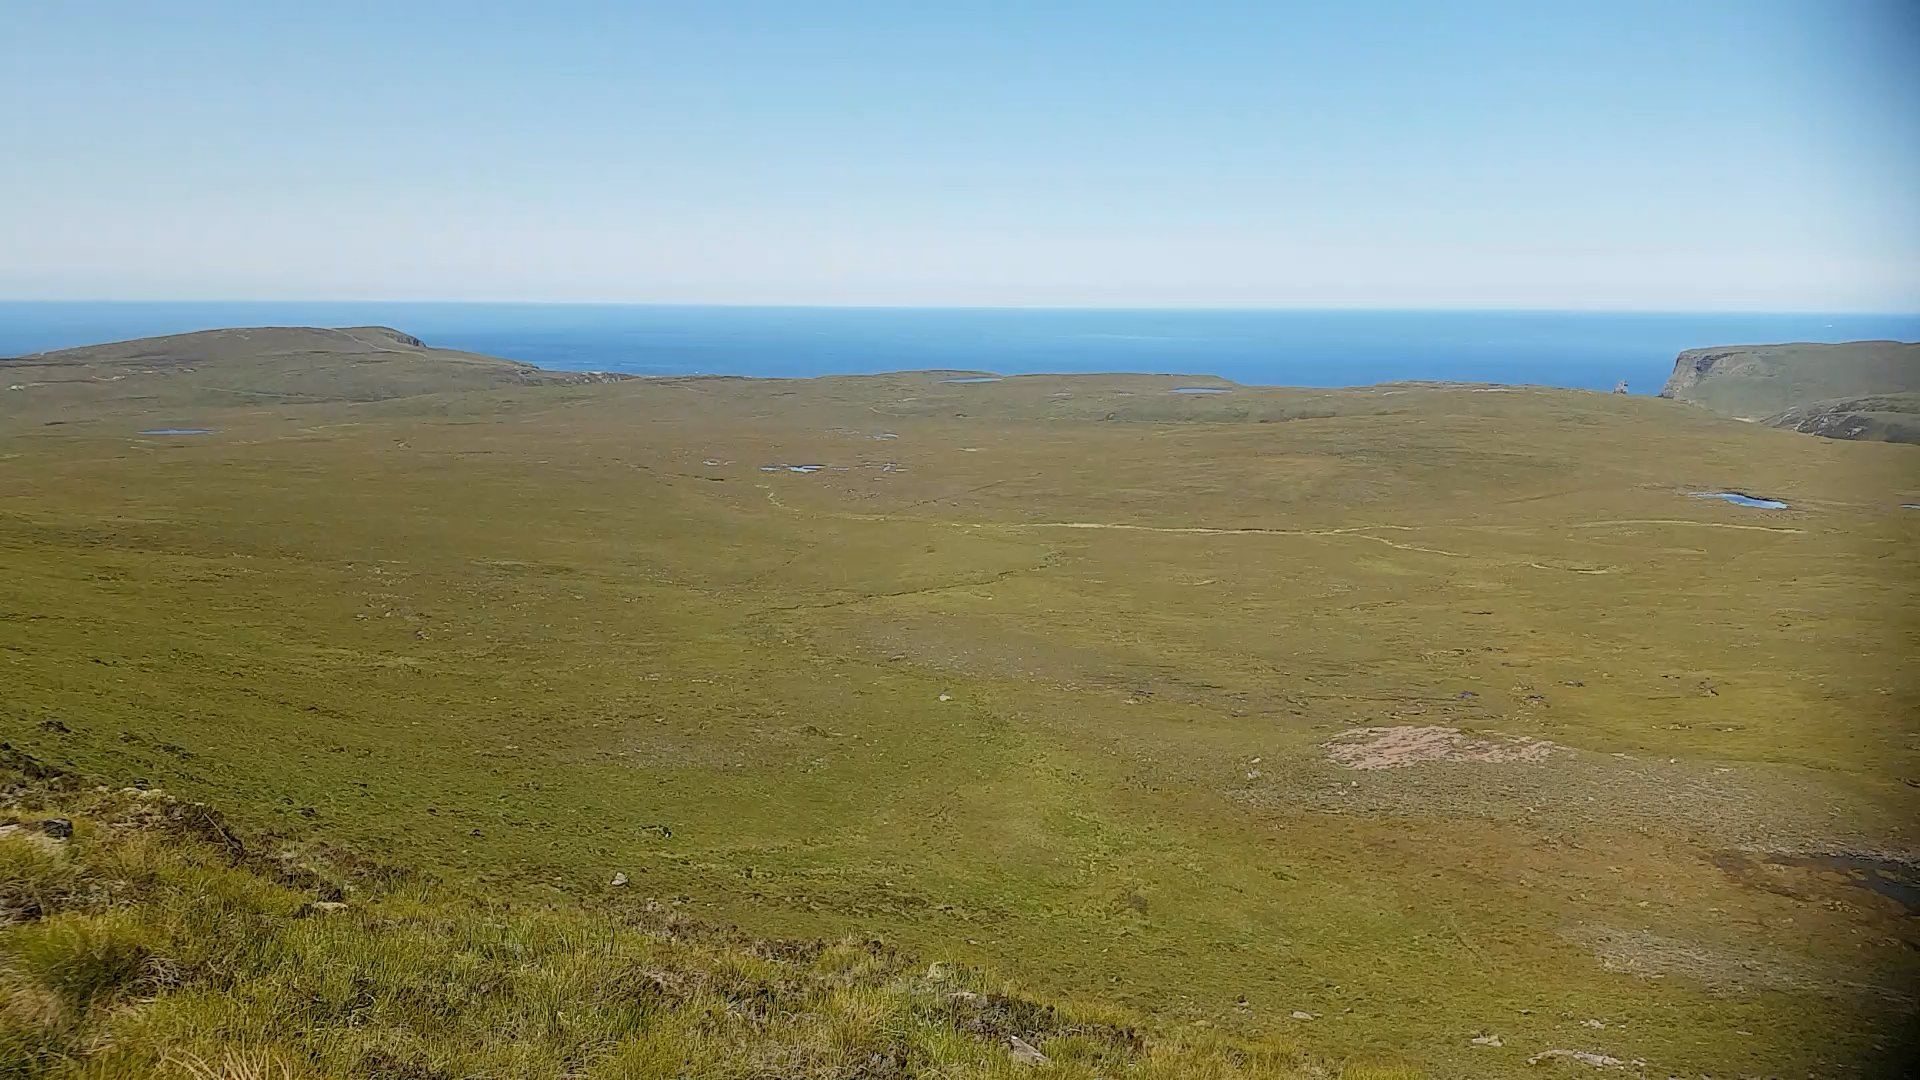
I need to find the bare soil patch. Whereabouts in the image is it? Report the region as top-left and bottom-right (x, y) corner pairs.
(1324, 725), (1559, 770)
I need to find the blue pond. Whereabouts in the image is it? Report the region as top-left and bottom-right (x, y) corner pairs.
(1692, 491), (1789, 510)
(941, 375), (1003, 384)
(139, 428), (214, 436)
(1168, 387), (1231, 395)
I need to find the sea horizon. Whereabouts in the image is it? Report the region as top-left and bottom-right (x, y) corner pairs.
(5, 300), (1917, 394)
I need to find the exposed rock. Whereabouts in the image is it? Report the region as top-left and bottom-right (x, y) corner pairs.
(1007, 1035), (1048, 1065)
(1290, 1010), (1317, 1020)
(1471, 1033), (1504, 1047)
(1526, 1048), (1634, 1068)
(0, 823), (65, 854)
(610, 871), (630, 887)
(1762, 392), (1920, 444)
(38, 818), (72, 839)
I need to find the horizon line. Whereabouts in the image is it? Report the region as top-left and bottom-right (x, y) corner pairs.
(4, 298), (1919, 318)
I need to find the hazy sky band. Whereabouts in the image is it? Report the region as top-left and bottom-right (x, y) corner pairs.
(4, 1), (1915, 309)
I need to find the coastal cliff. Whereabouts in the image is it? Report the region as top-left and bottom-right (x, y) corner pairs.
(1659, 340), (1919, 441)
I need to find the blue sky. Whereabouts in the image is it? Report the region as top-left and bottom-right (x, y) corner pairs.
(3, 1), (1915, 309)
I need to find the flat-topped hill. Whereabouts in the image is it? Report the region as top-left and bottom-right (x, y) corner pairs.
(2, 325), (625, 423)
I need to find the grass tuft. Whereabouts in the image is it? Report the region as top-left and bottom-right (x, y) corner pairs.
(8, 911), (158, 1015)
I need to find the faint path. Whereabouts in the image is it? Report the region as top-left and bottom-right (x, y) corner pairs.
(1573, 519), (1804, 534)
(976, 520), (1474, 557)
(750, 482), (1806, 571)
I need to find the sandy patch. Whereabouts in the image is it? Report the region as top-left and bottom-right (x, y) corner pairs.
(1324, 725), (1559, 770)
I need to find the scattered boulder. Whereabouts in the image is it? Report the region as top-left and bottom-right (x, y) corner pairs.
(611, 871), (630, 887)
(1471, 1033), (1504, 1047)
(0, 823), (65, 855)
(1007, 1035), (1048, 1065)
(37, 818), (73, 839)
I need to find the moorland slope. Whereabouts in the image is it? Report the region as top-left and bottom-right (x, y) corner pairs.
(3, 329), (1917, 1078)
(1, 766), (1378, 1079)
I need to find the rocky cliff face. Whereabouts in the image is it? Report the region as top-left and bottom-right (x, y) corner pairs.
(1657, 341), (1920, 433)
(1659, 347), (1761, 402)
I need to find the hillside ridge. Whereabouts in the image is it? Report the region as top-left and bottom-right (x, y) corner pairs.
(1, 325), (629, 425)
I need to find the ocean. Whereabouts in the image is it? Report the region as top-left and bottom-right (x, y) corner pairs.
(2, 302), (1915, 394)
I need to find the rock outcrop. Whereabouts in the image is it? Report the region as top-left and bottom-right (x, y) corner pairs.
(1762, 392), (1920, 444)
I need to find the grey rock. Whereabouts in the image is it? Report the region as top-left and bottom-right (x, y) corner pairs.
(1007, 1036), (1048, 1065)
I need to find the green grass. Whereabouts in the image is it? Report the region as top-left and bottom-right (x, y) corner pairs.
(0, 780), (1363, 1079)
(2, 357), (1917, 1076)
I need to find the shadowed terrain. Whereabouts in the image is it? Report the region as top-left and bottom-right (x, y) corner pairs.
(3, 330), (1917, 1077)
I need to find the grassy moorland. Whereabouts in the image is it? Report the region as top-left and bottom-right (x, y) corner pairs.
(2, 332), (1917, 1077)
(2, 778), (1394, 1079)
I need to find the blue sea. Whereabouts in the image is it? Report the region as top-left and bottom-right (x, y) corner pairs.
(2, 302), (1915, 394)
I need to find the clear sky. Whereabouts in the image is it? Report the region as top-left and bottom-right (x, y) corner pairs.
(3, 1), (1915, 309)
